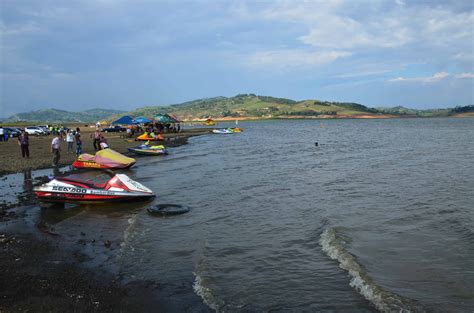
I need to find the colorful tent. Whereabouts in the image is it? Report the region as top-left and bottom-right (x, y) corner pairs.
(167, 114), (182, 123)
(111, 116), (137, 125)
(73, 149), (136, 169)
(134, 116), (153, 124)
(153, 114), (176, 124)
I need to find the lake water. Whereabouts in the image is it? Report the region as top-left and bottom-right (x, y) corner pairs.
(6, 118), (474, 312)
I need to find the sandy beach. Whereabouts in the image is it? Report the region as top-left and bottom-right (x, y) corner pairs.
(0, 127), (214, 312)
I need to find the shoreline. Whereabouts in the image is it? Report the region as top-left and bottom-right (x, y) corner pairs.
(0, 127), (213, 176)
(188, 113), (474, 122)
(0, 129), (214, 312)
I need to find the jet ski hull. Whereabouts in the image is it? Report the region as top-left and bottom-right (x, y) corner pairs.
(34, 173), (155, 204)
(72, 160), (136, 169)
(35, 191), (155, 203)
(128, 147), (167, 156)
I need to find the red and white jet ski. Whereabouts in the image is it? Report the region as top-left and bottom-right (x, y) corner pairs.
(34, 172), (155, 204)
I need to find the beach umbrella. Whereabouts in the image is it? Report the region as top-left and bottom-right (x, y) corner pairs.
(111, 116), (137, 125)
(134, 116), (152, 124)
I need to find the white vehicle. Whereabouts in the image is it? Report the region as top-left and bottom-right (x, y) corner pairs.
(25, 126), (46, 136)
(36, 125), (50, 135)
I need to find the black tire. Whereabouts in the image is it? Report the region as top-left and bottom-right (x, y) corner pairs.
(147, 204), (190, 216)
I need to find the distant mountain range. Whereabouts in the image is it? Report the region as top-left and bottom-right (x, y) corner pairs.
(3, 108), (126, 123)
(3, 95), (473, 123)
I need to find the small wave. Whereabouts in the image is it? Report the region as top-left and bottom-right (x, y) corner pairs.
(320, 228), (425, 313)
(193, 272), (219, 312)
(118, 215), (139, 259)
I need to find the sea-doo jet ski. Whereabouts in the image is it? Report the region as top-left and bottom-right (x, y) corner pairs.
(34, 172), (155, 204)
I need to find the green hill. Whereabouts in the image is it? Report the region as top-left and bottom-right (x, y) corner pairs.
(4, 96), (473, 123)
(6, 108), (125, 123)
(110, 94), (382, 121)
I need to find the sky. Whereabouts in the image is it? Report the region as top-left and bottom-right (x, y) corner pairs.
(1, 0), (473, 117)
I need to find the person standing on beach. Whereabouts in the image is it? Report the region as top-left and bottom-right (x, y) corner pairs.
(91, 129), (101, 151)
(66, 130), (74, 153)
(17, 130), (29, 158)
(51, 134), (61, 166)
(0, 126), (3, 142)
(75, 134), (82, 156)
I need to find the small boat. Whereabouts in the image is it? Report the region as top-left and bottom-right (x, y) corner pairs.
(229, 127), (242, 133)
(135, 133), (164, 141)
(34, 172), (155, 204)
(73, 149), (136, 169)
(212, 128), (234, 134)
(128, 144), (167, 156)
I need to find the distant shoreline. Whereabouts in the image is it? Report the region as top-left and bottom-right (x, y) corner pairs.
(190, 112), (474, 122)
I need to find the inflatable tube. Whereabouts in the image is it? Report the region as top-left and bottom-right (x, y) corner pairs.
(147, 204), (190, 216)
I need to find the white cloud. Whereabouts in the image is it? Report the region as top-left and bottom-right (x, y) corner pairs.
(395, 0), (406, 6)
(455, 73), (474, 79)
(248, 50), (351, 68)
(300, 16), (412, 49)
(333, 69), (391, 79)
(388, 72), (450, 83)
(261, 0), (472, 55)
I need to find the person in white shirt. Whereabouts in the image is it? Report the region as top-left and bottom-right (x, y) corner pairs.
(0, 126), (4, 142)
(51, 135), (61, 166)
(66, 130), (75, 153)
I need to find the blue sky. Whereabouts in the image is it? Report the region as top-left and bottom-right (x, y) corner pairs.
(1, 0), (473, 116)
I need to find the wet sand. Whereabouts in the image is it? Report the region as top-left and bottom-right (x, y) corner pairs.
(0, 127), (214, 312)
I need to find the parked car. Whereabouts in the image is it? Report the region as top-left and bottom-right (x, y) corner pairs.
(36, 125), (51, 135)
(4, 127), (20, 137)
(25, 126), (46, 136)
(102, 125), (126, 133)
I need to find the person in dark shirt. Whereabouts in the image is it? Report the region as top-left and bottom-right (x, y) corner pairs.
(17, 130), (29, 158)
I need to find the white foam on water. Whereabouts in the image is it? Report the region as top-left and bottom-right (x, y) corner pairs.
(118, 214), (139, 260)
(320, 228), (425, 313)
(193, 271), (220, 312)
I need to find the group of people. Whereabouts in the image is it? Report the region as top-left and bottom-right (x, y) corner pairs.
(51, 128), (82, 166)
(4, 126), (96, 167)
(48, 125), (68, 136)
(7, 122), (157, 167)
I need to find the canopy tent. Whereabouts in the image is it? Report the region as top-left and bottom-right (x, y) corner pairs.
(111, 116), (137, 125)
(153, 114), (176, 124)
(164, 114), (180, 123)
(97, 120), (109, 126)
(134, 116), (153, 124)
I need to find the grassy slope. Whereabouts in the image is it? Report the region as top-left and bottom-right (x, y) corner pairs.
(110, 95), (383, 121)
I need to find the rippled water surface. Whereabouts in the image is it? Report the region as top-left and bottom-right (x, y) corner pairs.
(9, 118), (474, 312)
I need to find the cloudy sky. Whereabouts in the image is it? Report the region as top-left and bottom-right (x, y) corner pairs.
(1, 0), (473, 116)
